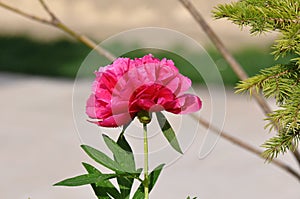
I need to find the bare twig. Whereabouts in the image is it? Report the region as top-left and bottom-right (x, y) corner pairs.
(192, 115), (300, 181)
(38, 0), (57, 21)
(0, 1), (51, 25)
(178, 0), (270, 113)
(0, 0), (115, 61)
(55, 22), (116, 61)
(178, 0), (300, 166)
(293, 149), (300, 167)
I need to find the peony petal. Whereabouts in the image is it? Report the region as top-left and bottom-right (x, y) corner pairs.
(86, 94), (111, 119)
(173, 75), (192, 96)
(98, 113), (132, 127)
(94, 89), (112, 103)
(160, 57), (178, 72)
(175, 94), (202, 114)
(165, 77), (180, 94)
(137, 99), (156, 110)
(86, 94), (99, 118)
(143, 63), (157, 82)
(86, 54), (202, 128)
(156, 65), (176, 85)
(110, 100), (130, 115)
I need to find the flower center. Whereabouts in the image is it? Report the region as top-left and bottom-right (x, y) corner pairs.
(129, 83), (176, 114)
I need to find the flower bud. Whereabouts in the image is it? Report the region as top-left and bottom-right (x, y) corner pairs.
(137, 110), (152, 124)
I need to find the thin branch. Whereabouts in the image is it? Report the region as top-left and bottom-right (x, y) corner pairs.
(178, 0), (300, 166)
(0, 0), (116, 61)
(0, 1), (51, 25)
(293, 149), (300, 168)
(178, 0), (271, 113)
(55, 21), (116, 61)
(37, 0), (116, 61)
(191, 114), (300, 181)
(38, 0), (57, 21)
(178, 0), (248, 80)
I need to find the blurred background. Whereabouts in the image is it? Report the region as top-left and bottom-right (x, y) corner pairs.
(0, 0), (293, 84)
(1, 0), (299, 199)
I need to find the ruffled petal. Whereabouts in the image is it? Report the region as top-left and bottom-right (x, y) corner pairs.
(97, 113), (133, 127)
(86, 54), (202, 128)
(86, 94), (111, 119)
(175, 94), (202, 114)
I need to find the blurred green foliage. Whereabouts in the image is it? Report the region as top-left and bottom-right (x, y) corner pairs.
(0, 36), (89, 77)
(0, 36), (294, 85)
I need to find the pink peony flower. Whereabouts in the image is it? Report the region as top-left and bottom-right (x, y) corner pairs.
(86, 54), (202, 127)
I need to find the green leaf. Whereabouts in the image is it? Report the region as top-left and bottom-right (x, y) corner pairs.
(117, 126), (133, 154)
(132, 164), (165, 199)
(53, 173), (100, 187)
(54, 171), (119, 187)
(82, 131), (139, 198)
(116, 129), (136, 198)
(156, 112), (183, 154)
(148, 163), (165, 191)
(81, 145), (123, 172)
(103, 134), (136, 173)
(82, 162), (120, 199)
(132, 187), (144, 199)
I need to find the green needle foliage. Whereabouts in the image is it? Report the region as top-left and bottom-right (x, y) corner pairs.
(213, 0), (300, 161)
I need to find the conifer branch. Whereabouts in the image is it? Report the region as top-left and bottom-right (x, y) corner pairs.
(236, 64), (299, 104)
(178, 0), (248, 80)
(211, 0), (300, 164)
(213, 0), (300, 33)
(178, 0), (274, 115)
(179, 0), (300, 165)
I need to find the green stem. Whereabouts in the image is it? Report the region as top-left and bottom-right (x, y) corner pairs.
(143, 123), (149, 199)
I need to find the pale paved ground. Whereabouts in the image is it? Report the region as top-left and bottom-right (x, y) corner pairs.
(0, 73), (299, 199)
